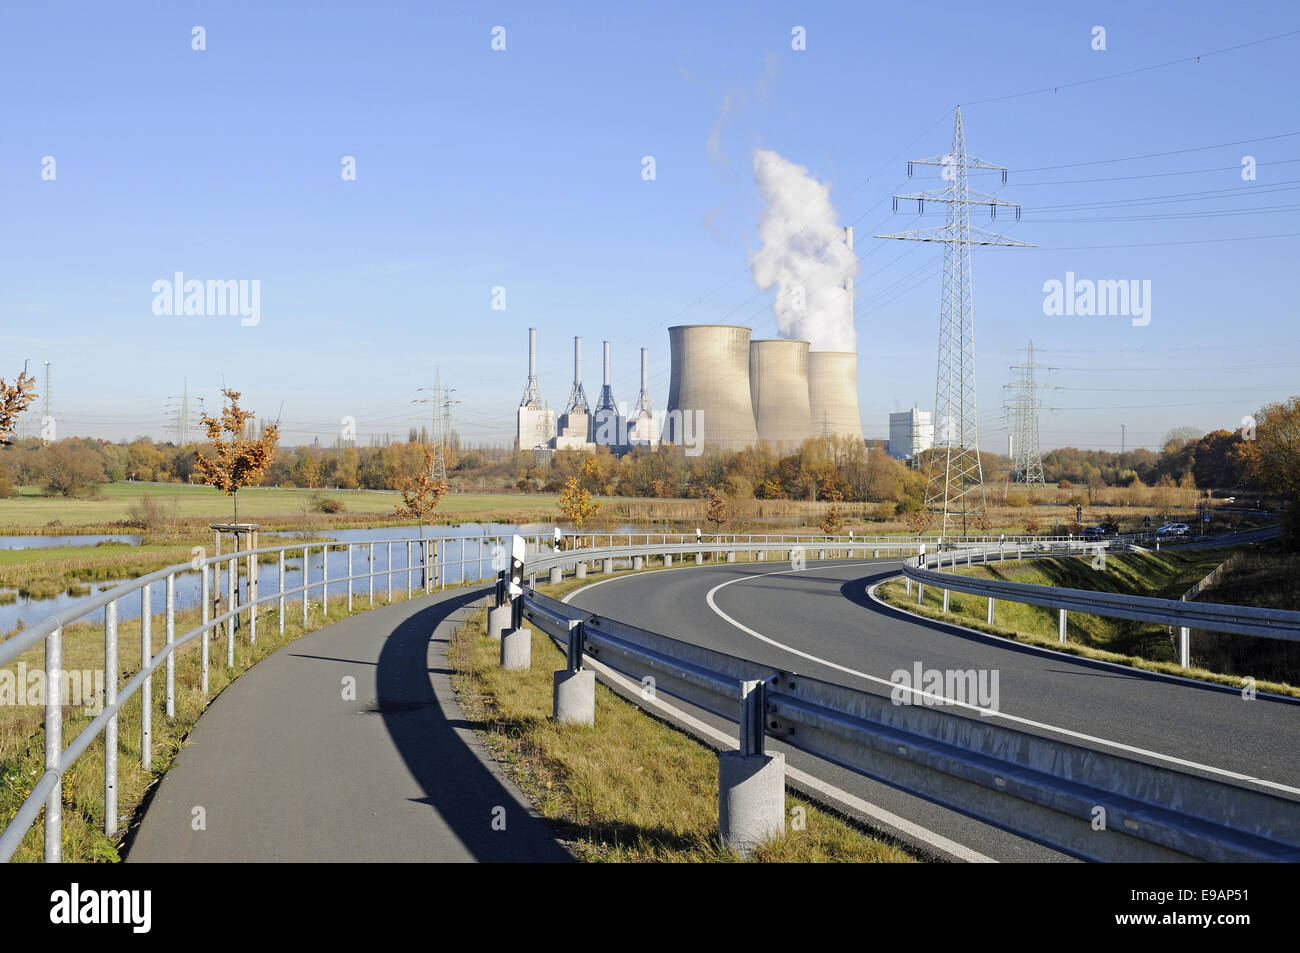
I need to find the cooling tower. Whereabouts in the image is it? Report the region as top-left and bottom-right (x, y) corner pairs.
(666, 325), (759, 453)
(808, 351), (863, 442)
(749, 339), (812, 449)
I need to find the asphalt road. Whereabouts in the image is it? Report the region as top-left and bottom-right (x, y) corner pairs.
(126, 586), (572, 863)
(567, 557), (1300, 862)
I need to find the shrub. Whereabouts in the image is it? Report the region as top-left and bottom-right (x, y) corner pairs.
(1005, 492), (1030, 508)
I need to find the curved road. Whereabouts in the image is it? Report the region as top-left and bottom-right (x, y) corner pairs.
(567, 557), (1300, 862)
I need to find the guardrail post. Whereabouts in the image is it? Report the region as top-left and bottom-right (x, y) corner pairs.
(500, 619), (531, 671)
(719, 677), (784, 857)
(348, 546), (354, 612)
(45, 625), (62, 862)
(987, 596), (995, 626)
(406, 541), (412, 599)
(279, 551), (286, 635)
(1058, 608), (1067, 644)
(488, 570), (511, 640)
(303, 547), (311, 629)
(249, 551), (257, 645)
(140, 585), (151, 771)
(201, 564), (210, 697)
(369, 542), (375, 606)
(165, 573), (175, 718)
(323, 546), (330, 616)
(227, 555), (236, 666)
(105, 600), (118, 838)
(1178, 626), (1190, 668)
(553, 619), (595, 726)
(917, 581), (924, 605)
(905, 577), (912, 596)
(942, 589), (949, 613)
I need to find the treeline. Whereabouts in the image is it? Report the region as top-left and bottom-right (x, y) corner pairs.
(0, 437), (507, 496)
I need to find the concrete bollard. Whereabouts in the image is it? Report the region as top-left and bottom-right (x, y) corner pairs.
(873, 549), (879, 559)
(694, 552), (703, 565)
(632, 556), (643, 570)
(500, 628), (531, 671)
(488, 605), (511, 640)
(718, 751), (786, 857)
(576, 563), (587, 579)
(549, 567), (562, 585)
(664, 554), (673, 567)
(818, 549), (826, 560)
(602, 558), (613, 574)
(726, 551), (736, 562)
(757, 550), (765, 560)
(553, 670), (595, 726)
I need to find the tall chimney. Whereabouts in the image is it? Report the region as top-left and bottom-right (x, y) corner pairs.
(528, 327), (537, 378)
(574, 336), (582, 384)
(640, 347), (648, 391)
(603, 340), (611, 387)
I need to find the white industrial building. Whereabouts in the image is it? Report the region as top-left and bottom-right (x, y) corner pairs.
(515, 328), (556, 451)
(889, 406), (933, 461)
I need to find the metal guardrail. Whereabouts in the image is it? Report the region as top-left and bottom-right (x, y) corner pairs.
(903, 539), (1300, 643)
(8, 528), (1294, 863)
(518, 539), (1300, 862)
(0, 527), (1039, 863)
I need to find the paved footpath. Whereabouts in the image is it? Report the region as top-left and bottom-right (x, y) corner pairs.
(127, 587), (573, 862)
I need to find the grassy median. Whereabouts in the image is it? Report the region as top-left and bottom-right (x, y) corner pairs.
(448, 589), (916, 863)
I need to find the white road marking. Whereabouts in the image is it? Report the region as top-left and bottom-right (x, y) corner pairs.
(559, 567), (997, 862)
(704, 564), (1300, 797)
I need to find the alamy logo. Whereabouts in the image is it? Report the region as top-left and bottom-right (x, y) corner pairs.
(1042, 271), (1150, 327)
(890, 662), (1000, 713)
(152, 273), (261, 326)
(1, 664), (103, 712)
(50, 883), (151, 933)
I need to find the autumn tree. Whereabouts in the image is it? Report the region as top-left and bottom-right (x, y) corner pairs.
(705, 488), (730, 534)
(1249, 397), (1300, 549)
(0, 365), (37, 446)
(819, 469), (844, 536)
(193, 388), (281, 523)
(903, 507), (933, 536)
(395, 444), (450, 584)
(558, 457), (601, 536)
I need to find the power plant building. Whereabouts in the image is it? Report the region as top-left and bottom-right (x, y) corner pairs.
(749, 339), (812, 449)
(889, 406), (933, 461)
(627, 347), (658, 447)
(515, 327), (556, 451)
(665, 325), (760, 453)
(808, 351), (864, 442)
(555, 335), (594, 451)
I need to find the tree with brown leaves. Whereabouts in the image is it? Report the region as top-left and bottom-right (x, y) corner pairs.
(819, 469), (844, 536)
(395, 444), (450, 584)
(193, 388), (281, 524)
(0, 366), (37, 446)
(705, 488), (730, 533)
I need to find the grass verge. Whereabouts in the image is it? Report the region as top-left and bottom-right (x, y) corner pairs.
(448, 593), (916, 862)
(875, 548), (1298, 698)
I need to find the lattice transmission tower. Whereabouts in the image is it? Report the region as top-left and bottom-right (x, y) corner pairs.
(877, 107), (1034, 534)
(415, 367), (457, 483)
(1004, 340), (1053, 485)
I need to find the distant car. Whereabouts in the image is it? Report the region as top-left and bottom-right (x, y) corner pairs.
(1079, 525), (1109, 540)
(1223, 497), (1236, 504)
(1156, 523), (1191, 538)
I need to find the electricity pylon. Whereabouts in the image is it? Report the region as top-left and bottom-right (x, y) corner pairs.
(877, 107), (1034, 535)
(1005, 340), (1053, 484)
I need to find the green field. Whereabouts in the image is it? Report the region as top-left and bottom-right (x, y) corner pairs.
(0, 482), (561, 532)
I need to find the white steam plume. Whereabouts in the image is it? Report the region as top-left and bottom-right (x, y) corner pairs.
(748, 149), (858, 352)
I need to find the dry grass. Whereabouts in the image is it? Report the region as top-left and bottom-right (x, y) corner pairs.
(448, 602), (915, 862)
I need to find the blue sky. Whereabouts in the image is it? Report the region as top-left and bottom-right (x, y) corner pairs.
(2, 1), (1297, 452)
